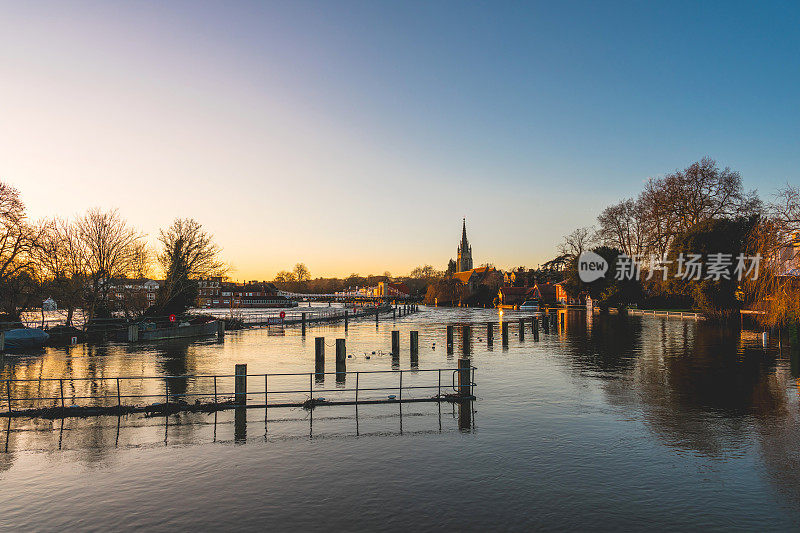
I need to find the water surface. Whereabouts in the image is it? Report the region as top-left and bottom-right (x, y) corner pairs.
(1, 307), (799, 531)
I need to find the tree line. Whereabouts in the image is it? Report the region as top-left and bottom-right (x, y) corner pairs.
(0, 182), (224, 325)
(556, 158), (799, 324)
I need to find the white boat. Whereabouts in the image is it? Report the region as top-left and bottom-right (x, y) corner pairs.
(519, 300), (539, 311)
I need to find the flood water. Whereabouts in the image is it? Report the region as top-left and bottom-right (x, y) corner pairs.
(2, 307), (799, 531)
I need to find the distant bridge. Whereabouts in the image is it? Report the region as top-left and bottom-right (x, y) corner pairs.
(276, 290), (415, 303)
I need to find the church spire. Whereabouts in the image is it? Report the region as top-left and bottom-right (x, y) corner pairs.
(457, 217), (473, 272)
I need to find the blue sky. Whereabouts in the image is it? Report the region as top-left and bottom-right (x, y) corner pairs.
(1, 1), (798, 278)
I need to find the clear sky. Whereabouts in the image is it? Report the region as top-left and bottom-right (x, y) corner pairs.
(1, 1), (798, 280)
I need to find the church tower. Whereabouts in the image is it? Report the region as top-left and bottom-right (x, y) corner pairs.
(457, 218), (473, 272)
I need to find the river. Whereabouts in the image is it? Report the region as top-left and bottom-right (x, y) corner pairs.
(1, 307), (799, 531)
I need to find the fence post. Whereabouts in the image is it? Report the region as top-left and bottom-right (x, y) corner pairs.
(392, 330), (400, 356)
(315, 337), (325, 380)
(336, 339), (346, 383)
(519, 318), (525, 341)
(5, 380), (10, 414)
(462, 325), (471, 356)
(213, 376), (218, 405)
(301, 313), (306, 335)
(116, 378), (121, 407)
(235, 364), (247, 405)
(59, 378), (65, 410)
(457, 358), (471, 397)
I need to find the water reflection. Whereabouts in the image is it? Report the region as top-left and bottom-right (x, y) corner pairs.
(2, 307), (800, 526)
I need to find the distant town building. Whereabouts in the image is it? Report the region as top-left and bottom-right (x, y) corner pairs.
(200, 280), (294, 308)
(496, 286), (534, 308)
(452, 265), (497, 292)
(104, 278), (162, 306)
(376, 281), (410, 297)
(457, 218), (474, 272)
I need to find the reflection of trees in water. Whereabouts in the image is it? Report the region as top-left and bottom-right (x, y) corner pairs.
(593, 317), (800, 504)
(565, 313), (643, 373)
(156, 340), (195, 398)
(624, 322), (786, 455)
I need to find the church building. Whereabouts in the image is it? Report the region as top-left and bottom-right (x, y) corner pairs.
(457, 218), (473, 272)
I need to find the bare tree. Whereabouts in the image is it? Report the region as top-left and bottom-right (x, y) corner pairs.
(274, 270), (298, 283)
(639, 157), (761, 255)
(293, 263), (311, 282)
(745, 185), (800, 327)
(558, 226), (596, 259)
(0, 182), (41, 317)
(409, 264), (442, 279)
(35, 217), (88, 326)
(597, 199), (648, 257)
(78, 208), (144, 320)
(155, 218), (225, 315)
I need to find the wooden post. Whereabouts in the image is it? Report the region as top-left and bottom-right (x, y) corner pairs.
(393, 308), (396, 320)
(127, 324), (138, 342)
(519, 318), (525, 341)
(116, 378), (121, 407)
(344, 310), (349, 330)
(235, 364), (247, 405)
(301, 313), (307, 335)
(560, 313), (565, 331)
(59, 378), (65, 410)
(486, 322), (493, 345)
(0, 331), (5, 352)
(5, 380), (10, 414)
(457, 358), (471, 397)
(462, 325), (471, 356)
(315, 337), (325, 381)
(216, 320), (225, 339)
(335, 338), (346, 383)
(446, 325), (454, 347)
(533, 317), (539, 341)
(392, 330), (400, 356)
(502, 321), (509, 346)
(375, 308), (379, 325)
(410, 331), (419, 366)
(542, 315), (549, 334)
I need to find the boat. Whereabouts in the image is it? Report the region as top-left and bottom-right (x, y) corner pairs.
(519, 300), (539, 311)
(2, 328), (50, 351)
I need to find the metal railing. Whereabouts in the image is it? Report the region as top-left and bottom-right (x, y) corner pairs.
(1, 366), (476, 417)
(626, 309), (702, 319)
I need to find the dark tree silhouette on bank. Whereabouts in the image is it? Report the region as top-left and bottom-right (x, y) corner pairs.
(153, 218), (224, 316)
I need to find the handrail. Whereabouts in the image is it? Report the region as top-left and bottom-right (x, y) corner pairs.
(2, 366), (477, 415)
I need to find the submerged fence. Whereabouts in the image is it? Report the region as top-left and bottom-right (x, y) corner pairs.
(1, 364), (476, 418)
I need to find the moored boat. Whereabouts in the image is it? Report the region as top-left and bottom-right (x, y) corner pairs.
(2, 328), (50, 351)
